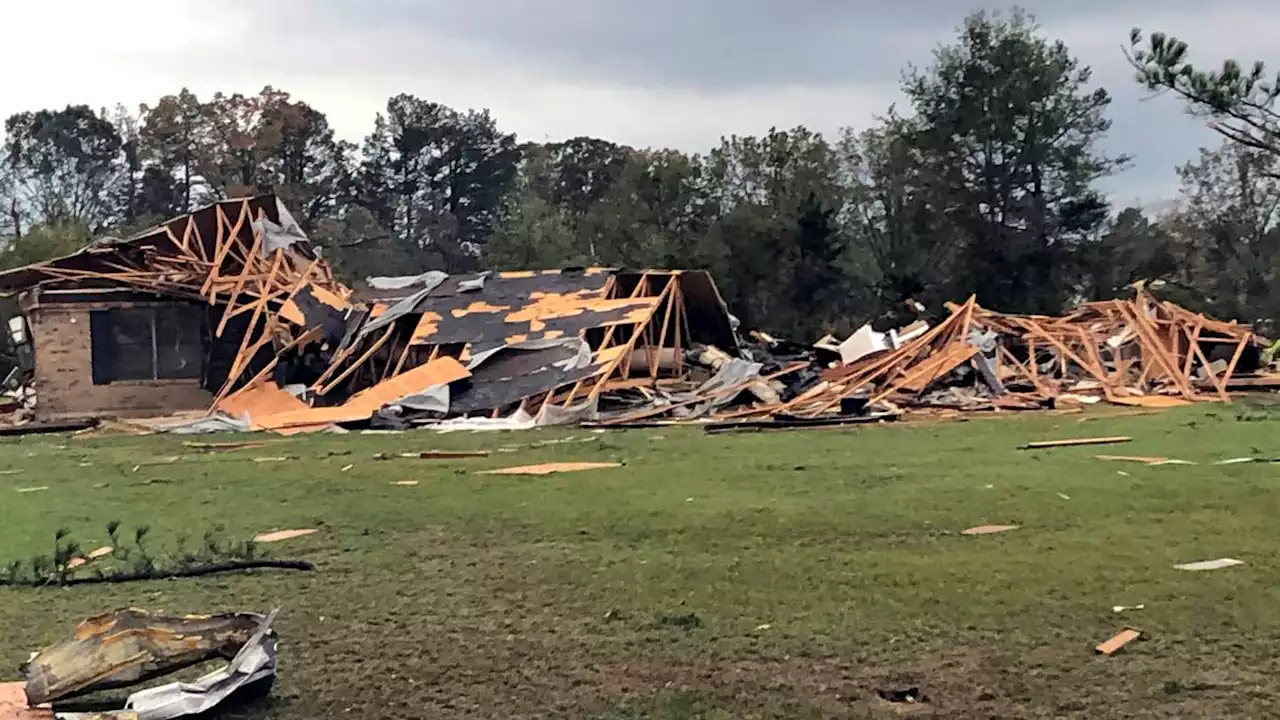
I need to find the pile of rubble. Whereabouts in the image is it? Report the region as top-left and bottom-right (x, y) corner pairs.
(631, 291), (1273, 428)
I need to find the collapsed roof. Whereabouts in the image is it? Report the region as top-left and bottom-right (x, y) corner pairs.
(0, 195), (742, 431)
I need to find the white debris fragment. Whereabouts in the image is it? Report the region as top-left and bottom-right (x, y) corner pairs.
(1174, 558), (1243, 571)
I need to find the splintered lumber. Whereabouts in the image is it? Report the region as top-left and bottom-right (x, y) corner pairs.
(962, 524), (1019, 535)
(1020, 436), (1132, 450)
(477, 462), (622, 476)
(253, 529), (318, 543)
(1095, 454), (1169, 464)
(376, 450), (491, 460)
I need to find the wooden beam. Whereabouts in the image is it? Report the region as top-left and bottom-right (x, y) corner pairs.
(316, 324), (396, 396)
(214, 230), (264, 337)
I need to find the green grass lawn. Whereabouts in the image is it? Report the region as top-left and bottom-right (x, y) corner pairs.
(2, 403), (1280, 718)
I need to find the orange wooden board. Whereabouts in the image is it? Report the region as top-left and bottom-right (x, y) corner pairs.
(254, 356), (471, 431)
(1095, 628), (1141, 655)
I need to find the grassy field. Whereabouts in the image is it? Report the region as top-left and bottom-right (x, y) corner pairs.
(2, 403), (1280, 718)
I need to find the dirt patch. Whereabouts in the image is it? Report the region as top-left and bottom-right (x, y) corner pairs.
(590, 648), (1023, 718)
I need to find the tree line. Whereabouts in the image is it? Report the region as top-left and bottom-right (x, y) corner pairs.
(2, 10), (1278, 339)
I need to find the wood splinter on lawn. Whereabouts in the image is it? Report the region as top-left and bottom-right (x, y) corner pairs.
(253, 529), (319, 543)
(478, 462), (623, 476)
(374, 450), (491, 460)
(1019, 436), (1132, 450)
(1096, 628), (1141, 655)
(962, 524), (1019, 535)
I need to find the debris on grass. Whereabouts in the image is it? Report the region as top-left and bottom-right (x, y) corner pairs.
(1020, 436), (1132, 450)
(962, 524), (1019, 535)
(15, 487), (47, 493)
(1095, 628), (1141, 655)
(253, 529), (318, 543)
(1213, 456), (1280, 465)
(64, 546), (113, 570)
(1148, 459), (1198, 466)
(1112, 604), (1145, 613)
(1174, 558), (1244, 571)
(1096, 454), (1169, 464)
(0, 524), (312, 588)
(340, 464), (354, 472)
(21, 607), (278, 718)
(477, 462), (623, 476)
(374, 450), (491, 460)
(877, 686), (927, 704)
(1057, 492), (1071, 500)
(392, 480), (420, 486)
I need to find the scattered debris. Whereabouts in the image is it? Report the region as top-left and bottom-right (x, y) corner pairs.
(101, 609), (278, 719)
(1095, 628), (1141, 655)
(1096, 454), (1168, 464)
(1174, 558), (1244, 571)
(20, 607), (278, 719)
(0, 194), (1270, 435)
(340, 464), (354, 472)
(962, 524), (1019, 535)
(1112, 604), (1145, 613)
(374, 450), (490, 460)
(1057, 492), (1071, 500)
(1021, 436), (1132, 450)
(392, 481), (420, 486)
(15, 487), (47, 493)
(477, 462), (623, 476)
(64, 546), (113, 570)
(876, 686), (928, 704)
(2, 524), (311, 588)
(253, 529), (318, 543)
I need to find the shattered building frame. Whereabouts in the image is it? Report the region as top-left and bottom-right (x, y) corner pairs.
(0, 195), (742, 430)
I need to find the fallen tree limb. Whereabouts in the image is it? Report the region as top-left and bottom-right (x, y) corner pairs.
(2, 559), (314, 588)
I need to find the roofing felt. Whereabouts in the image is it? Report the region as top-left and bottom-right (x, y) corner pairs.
(360, 268), (736, 355)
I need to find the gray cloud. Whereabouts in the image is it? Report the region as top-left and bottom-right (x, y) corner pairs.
(9, 0), (1270, 206)
(262, 0), (1223, 92)
(226, 0), (1274, 204)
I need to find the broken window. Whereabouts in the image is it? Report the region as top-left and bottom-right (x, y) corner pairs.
(90, 306), (204, 384)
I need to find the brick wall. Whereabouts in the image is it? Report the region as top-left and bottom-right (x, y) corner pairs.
(30, 301), (212, 420)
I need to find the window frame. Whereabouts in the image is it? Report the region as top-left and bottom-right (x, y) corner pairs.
(89, 305), (204, 385)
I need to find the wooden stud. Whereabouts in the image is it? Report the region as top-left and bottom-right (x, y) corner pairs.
(316, 324), (396, 396)
(214, 230), (264, 337)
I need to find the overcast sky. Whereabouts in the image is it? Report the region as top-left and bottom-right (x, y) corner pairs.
(5, 1), (1274, 206)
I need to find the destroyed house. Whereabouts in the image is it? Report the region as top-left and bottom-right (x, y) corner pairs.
(0, 195), (743, 430)
(0, 196), (339, 420)
(221, 266), (742, 433)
